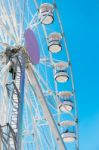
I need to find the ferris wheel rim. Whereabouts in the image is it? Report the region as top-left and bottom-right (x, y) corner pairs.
(0, 0), (79, 150)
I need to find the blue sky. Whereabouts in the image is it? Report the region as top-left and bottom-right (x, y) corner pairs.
(57, 0), (99, 149)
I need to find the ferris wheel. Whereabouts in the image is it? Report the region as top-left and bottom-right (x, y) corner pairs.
(0, 0), (79, 150)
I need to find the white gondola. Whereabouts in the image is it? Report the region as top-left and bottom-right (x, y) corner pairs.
(39, 3), (54, 24)
(58, 100), (73, 112)
(55, 72), (69, 83)
(54, 61), (69, 69)
(61, 131), (76, 143)
(58, 121), (75, 127)
(54, 62), (69, 83)
(48, 32), (62, 53)
(58, 91), (73, 99)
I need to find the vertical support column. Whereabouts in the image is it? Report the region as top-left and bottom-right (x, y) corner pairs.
(17, 53), (25, 150)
